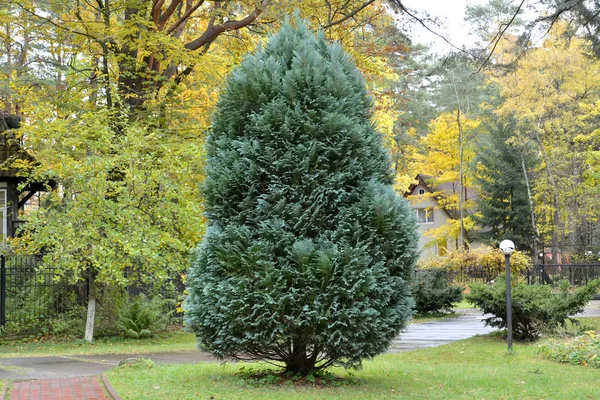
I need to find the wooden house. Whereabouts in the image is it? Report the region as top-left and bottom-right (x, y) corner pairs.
(0, 112), (54, 237)
(404, 174), (482, 259)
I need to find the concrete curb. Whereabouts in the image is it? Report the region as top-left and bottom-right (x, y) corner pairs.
(0, 380), (7, 400)
(101, 374), (122, 400)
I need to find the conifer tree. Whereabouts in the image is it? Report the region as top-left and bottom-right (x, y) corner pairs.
(474, 119), (539, 251)
(185, 20), (419, 376)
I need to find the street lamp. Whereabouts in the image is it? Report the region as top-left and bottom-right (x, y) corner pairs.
(499, 239), (515, 352)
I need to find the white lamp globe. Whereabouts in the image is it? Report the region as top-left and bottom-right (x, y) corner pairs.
(499, 240), (516, 255)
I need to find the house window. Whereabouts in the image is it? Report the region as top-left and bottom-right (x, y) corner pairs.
(415, 207), (434, 224)
(418, 188), (425, 195)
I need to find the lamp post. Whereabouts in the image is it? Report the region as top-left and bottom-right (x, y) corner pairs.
(499, 239), (515, 352)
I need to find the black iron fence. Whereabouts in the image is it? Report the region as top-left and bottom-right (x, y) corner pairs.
(529, 264), (600, 286)
(421, 263), (600, 289)
(445, 266), (500, 284)
(0, 255), (186, 335)
(0, 255), (73, 330)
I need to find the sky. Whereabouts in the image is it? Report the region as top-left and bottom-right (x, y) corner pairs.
(399, 0), (489, 53)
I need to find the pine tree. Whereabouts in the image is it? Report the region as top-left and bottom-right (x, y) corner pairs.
(184, 21), (419, 376)
(474, 118), (539, 252)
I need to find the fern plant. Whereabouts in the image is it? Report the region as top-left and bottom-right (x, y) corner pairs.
(118, 295), (170, 339)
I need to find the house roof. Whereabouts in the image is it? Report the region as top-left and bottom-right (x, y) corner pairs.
(0, 112), (54, 190)
(404, 173), (478, 219)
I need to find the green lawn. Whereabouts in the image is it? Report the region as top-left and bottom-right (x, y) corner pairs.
(0, 332), (197, 358)
(107, 331), (600, 400)
(453, 298), (477, 309)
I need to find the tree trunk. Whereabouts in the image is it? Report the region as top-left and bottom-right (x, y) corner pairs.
(85, 273), (96, 342)
(286, 340), (313, 376)
(520, 152), (538, 261)
(456, 109), (465, 250)
(532, 126), (561, 261)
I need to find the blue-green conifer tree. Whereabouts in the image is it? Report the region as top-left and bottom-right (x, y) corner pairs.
(185, 20), (418, 375)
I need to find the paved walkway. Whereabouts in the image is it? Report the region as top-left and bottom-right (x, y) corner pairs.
(8, 377), (110, 400)
(0, 315), (497, 383)
(1, 301), (598, 399)
(390, 313), (496, 352)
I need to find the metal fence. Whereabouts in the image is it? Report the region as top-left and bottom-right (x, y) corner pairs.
(0, 255), (73, 330)
(423, 263), (600, 289)
(529, 264), (600, 286)
(445, 267), (500, 284)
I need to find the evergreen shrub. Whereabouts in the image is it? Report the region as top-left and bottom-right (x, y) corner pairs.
(185, 20), (419, 375)
(467, 278), (600, 340)
(413, 269), (462, 315)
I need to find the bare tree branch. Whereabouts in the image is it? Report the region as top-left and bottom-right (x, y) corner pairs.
(322, 0), (375, 29)
(158, 0), (182, 30)
(152, 0), (166, 25)
(166, 0), (204, 34)
(477, 0), (525, 73)
(184, 0), (269, 51)
(395, 3), (469, 55)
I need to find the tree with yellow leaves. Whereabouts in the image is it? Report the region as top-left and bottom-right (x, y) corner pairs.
(417, 111), (480, 249)
(2, 1), (422, 341)
(493, 22), (600, 258)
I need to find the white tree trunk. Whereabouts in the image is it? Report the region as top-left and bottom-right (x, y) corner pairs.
(85, 277), (96, 342)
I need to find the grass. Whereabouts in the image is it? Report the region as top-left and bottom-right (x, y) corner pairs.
(453, 298), (477, 309)
(106, 336), (600, 400)
(0, 331), (197, 359)
(107, 318), (600, 400)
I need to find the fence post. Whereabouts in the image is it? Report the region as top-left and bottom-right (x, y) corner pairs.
(1, 255), (6, 327)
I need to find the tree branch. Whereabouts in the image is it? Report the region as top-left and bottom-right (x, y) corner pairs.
(16, 3), (102, 44)
(184, 0), (269, 51)
(395, 2), (468, 55)
(158, 0), (183, 30)
(477, 0), (525, 73)
(322, 0), (375, 29)
(152, 0), (166, 25)
(166, 0), (204, 34)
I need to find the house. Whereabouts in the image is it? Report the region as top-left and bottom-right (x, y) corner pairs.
(0, 112), (54, 237)
(404, 174), (481, 258)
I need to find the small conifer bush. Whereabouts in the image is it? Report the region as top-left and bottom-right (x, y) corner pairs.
(413, 269), (463, 315)
(185, 20), (418, 376)
(467, 278), (600, 340)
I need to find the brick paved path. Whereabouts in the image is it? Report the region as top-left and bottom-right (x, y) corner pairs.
(9, 377), (110, 400)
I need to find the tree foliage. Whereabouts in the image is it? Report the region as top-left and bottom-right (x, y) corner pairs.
(492, 24), (600, 254)
(185, 21), (419, 376)
(0, 1), (420, 340)
(473, 117), (540, 251)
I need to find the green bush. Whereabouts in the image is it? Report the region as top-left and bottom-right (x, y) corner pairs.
(467, 278), (600, 340)
(537, 331), (600, 368)
(413, 269), (462, 315)
(185, 20), (418, 376)
(118, 295), (170, 339)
